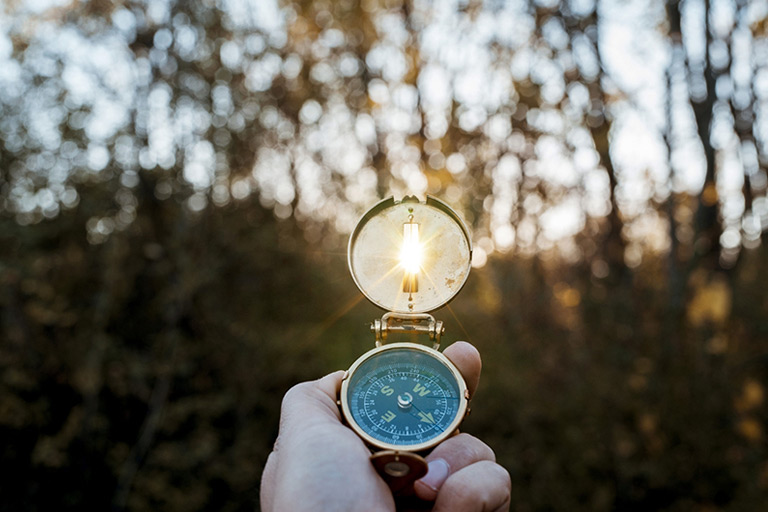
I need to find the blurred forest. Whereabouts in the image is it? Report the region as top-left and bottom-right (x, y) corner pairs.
(1, 0), (768, 510)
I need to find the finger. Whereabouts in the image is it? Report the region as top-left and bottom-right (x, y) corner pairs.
(442, 341), (481, 398)
(261, 371), (344, 510)
(413, 433), (495, 501)
(261, 370), (346, 509)
(260, 451), (278, 511)
(279, 370), (345, 432)
(433, 460), (511, 512)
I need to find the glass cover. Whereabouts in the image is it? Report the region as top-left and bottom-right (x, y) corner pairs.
(346, 347), (463, 447)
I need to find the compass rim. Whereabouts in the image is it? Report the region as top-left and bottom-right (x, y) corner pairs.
(339, 342), (469, 453)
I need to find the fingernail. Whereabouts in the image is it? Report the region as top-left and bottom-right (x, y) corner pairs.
(419, 459), (450, 492)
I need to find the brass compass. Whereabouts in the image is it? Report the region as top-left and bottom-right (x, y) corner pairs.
(339, 195), (473, 493)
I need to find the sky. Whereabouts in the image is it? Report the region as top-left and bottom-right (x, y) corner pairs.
(1, 0), (767, 266)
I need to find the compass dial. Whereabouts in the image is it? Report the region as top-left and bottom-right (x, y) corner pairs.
(341, 344), (467, 451)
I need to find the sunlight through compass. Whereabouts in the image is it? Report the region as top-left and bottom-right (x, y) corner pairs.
(399, 215), (422, 297)
(348, 196), (472, 314)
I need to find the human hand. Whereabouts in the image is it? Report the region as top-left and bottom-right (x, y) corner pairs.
(260, 341), (511, 512)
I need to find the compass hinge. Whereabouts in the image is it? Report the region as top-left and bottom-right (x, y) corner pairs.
(371, 312), (444, 349)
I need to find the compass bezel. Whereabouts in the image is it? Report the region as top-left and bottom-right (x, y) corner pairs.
(340, 342), (469, 453)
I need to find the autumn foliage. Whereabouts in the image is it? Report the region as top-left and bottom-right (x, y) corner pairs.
(1, 0), (768, 510)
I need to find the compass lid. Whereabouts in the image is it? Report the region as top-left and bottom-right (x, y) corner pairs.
(347, 196), (473, 314)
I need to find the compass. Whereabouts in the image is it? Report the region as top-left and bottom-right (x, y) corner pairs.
(339, 195), (473, 493)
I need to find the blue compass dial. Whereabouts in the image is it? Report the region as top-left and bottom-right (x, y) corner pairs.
(346, 347), (463, 447)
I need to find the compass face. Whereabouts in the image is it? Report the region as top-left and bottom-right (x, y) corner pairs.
(341, 344), (467, 451)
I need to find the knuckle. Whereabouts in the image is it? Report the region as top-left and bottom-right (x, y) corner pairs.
(279, 381), (318, 423)
(476, 462), (511, 511)
(484, 461), (512, 495)
(492, 461), (512, 489)
(435, 461), (511, 512)
(454, 432), (496, 463)
(282, 380), (317, 405)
